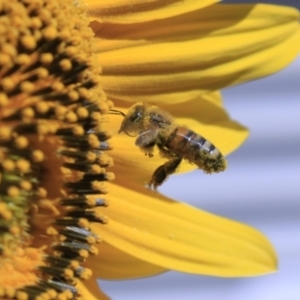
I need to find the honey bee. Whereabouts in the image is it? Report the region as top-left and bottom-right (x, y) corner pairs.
(118, 102), (226, 189)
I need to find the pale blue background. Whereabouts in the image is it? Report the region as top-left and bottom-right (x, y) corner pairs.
(98, 1), (300, 299)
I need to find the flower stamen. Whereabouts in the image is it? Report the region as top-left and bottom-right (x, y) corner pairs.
(0, 0), (113, 298)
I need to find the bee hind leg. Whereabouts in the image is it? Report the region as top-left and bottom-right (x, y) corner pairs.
(148, 157), (182, 189)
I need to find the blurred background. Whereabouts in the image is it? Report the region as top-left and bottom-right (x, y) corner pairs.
(99, 1), (300, 299)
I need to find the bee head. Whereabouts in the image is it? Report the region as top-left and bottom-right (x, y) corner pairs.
(118, 103), (146, 137)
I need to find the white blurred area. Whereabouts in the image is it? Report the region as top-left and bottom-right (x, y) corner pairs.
(99, 51), (300, 299)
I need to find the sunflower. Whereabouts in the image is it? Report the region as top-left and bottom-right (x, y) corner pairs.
(0, 0), (299, 299)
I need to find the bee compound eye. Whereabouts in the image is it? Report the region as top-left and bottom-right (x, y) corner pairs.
(130, 105), (145, 122)
(124, 130), (138, 137)
(123, 124), (139, 137)
(129, 112), (140, 122)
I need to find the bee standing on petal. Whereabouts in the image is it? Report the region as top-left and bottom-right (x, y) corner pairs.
(118, 103), (227, 189)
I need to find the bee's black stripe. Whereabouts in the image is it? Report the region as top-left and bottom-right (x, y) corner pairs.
(197, 136), (206, 147)
(179, 129), (195, 151)
(208, 144), (216, 153)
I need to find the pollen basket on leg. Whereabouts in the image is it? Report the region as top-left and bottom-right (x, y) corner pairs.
(0, 0), (112, 299)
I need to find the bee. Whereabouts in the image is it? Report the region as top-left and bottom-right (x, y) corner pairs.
(118, 102), (226, 189)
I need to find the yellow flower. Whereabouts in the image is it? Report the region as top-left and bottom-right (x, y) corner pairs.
(0, 0), (110, 299)
(86, 0), (300, 179)
(0, 0), (299, 300)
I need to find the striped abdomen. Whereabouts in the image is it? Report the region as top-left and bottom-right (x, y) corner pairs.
(164, 127), (226, 173)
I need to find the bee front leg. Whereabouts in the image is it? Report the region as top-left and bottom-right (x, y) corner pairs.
(135, 129), (159, 158)
(149, 157), (182, 189)
(141, 144), (155, 157)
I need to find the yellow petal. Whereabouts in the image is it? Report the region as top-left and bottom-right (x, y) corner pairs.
(77, 279), (110, 300)
(107, 92), (248, 184)
(86, 242), (167, 279)
(91, 4), (300, 103)
(85, 0), (218, 23)
(91, 182), (277, 277)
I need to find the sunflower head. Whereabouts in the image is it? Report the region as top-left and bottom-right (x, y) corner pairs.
(0, 0), (112, 298)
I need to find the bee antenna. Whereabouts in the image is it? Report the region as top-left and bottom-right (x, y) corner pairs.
(109, 109), (126, 117)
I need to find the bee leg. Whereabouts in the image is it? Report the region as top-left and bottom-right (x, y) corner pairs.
(136, 129), (159, 158)
(138, 143), (155, 157)
(149, 157), (182, 189)
(142, 143), (155, 157)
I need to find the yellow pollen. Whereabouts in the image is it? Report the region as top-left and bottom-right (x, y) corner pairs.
(89, 245), (99, 256)
(78, 249), (89, 259)
(1, 77), (15, 91)
(0, 53), (11, 67)
(6, 287), (16, 298)
(87, 134), (99, 145)
(35, 102), (49, 114)
(21, 107), (35, 119)
(86, 151), (97, 162)
(86, 235), (97, 244)
(64, 290), (74, 300)
(8, 186), (20, 197)
(52, 82), (64, 92)
(37, 123), (50, 135)
(36, 67), (49, 78)
(59, 58), (72, 71)
(20, 180), (32, 191)
(70, 260), (80, 270)
(48, 289), (58, 299)
(98, 153), (114, 166)
(0, 203), (12, 220)
(91, 181), (109, 194)
(38, 199), (60, 216)
(30, 17), (42, 29)
(67, 90), (79, 101)
(16, 291), (28, 300)
(65, 111), (77, 123)
(0, 93), (8, 106)
(63, 268), (74, 280)
(37, 187), (47, 198)
(40, 53), (53, 64)
(42, 26), (58, 40)
(55, 105), (68, 119)
(32, 150), (44, 163)
(90, 164), (103, 174)
(0, 127), (11, 140)
(79, 268), (93, 280)
(46, 226), (59, 236)
(65, 46), (77, 56)
(72, 125), (84, 136)
(47, 123), (60, 134)
(106, 156), (114, 167)
(91, 111), (102, 122)
(98, 101), (110, 114)
(15, 54), (31, 65)
(21, 35), (37, 50)
(106, 172), (115, 181)
(78, 88), (90, 99)
(76, 107), (89, 119)
(78, 218), (90, 228)
(20, 81), (35, 93)
(2, 43), (17, 57)
(3, 159), (15, 171)
(10, 225), (21, 236)
(16, 159), (31, 173)
(14, 136), (28, 149)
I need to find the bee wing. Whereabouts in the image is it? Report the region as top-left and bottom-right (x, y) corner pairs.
(149, 113), (171, 127)
(135, 128), (159, 148)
